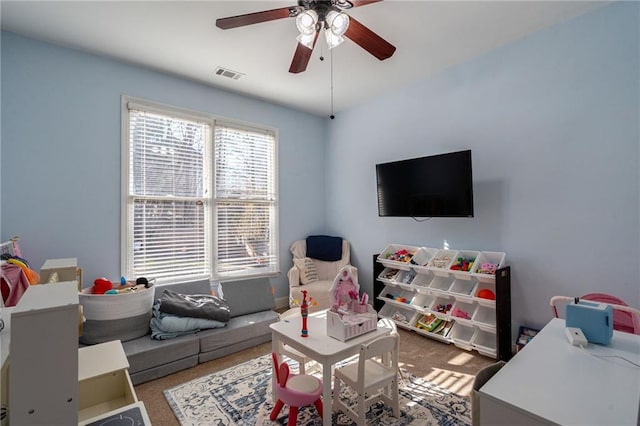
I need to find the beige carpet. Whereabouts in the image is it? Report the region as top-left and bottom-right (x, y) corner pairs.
(135, 324), (495, 425)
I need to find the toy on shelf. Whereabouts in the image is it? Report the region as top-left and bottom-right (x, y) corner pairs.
(477, 262), (498, 275)
(384, 249), (414, 263)
(451, 307), (471, 319)
(91, 276), (155, 295)
(450, 256), (475, 272)
(477, 289), (496, 300)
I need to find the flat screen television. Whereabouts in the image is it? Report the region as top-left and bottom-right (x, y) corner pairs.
(376, 150), (474, 217)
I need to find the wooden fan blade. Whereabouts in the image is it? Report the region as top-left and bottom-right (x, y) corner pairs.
(289, 32), (319, 73)
(216, 6), (296, 29)
(349, 0), (383, 8)
(344, 16), (396, 60)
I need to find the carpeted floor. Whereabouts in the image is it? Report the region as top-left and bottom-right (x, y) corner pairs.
(135, 324), (495, 425)
(164, 353), (473, 425)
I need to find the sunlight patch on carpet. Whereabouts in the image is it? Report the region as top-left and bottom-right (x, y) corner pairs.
(164, 354), (471, 425)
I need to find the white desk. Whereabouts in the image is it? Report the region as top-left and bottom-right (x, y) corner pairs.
(270, 310), (392, 426)
(478, 318), (640, 425)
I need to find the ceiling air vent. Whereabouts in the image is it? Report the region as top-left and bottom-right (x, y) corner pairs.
(214, 67), (244, 81)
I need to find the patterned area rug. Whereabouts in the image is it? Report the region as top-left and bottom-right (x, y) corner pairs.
(164, 354), (471, 426)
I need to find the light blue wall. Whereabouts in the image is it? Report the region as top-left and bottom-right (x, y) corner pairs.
(0, 32), (326, 300)
(1, 2), (638, 330)
(325, 2), (639, 330)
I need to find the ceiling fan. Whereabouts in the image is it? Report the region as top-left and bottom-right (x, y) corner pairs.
(216, 0), (396, 74)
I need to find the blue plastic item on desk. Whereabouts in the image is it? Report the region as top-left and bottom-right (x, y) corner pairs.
(566, 299), (613, 345)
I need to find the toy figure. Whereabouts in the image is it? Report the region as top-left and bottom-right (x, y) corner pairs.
(300, 289), (309, 338)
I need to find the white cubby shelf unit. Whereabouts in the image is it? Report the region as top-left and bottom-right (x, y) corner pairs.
(375, 244), (512, 360)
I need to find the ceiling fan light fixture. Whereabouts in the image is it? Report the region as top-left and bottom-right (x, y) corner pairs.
(296, 10), (318, 35)
(324, 30), (345, 49)
(325, 10), (349, 37)
(296, 32), (316, 49)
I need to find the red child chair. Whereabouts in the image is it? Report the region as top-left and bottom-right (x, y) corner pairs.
(270, 352), (323, 426)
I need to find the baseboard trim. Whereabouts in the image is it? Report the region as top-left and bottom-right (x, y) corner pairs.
(275, 296), (289, 310)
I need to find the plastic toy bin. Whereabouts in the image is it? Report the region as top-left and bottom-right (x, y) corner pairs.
(472, 329), (497, 357)
(377, 268), (401, 283)
(377, 244), (420, 269)
(448, 250), (479, 276)
(428, 249), (458, 276)
(379, 304), (413, 329)
(450, 278), (477, 297)
(410, 247), (438, 271)
(473, 251), (506, 282)
(450, 322), (476, 351)
(411, 293), (434, 311)
(472, 305), (497, 330)
(428, 275), (454, 293)
(450, 299), (477, 325)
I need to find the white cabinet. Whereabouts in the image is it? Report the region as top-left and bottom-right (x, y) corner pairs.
(9, 281), (79, 425)
(375, 244), (511, 360)
(78, 340), (138, 423)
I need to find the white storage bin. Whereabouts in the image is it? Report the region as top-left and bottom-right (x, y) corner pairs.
(472, 251), (506, 279)
(449, 278), (478, 297)
(473, 282), (497, 307)
(451, 299), (477, 326)
(410, 247), (438, 273)
(472, 329), (497, 357)
(429, 295), (454, 316)
(428, 275), (454, 293)
(428, 249), (458, 276)
(378, 304), (413, 329)
(413, 313), (454, 341)
(411, 273), (431, 288)
(450, 322), (476, 351)
(472, 305), (497, 330)
(377, 267), (401, 283)
(449, 250), (480, 279)
(411, 293), (434, 311)
(377, 244), (420, 270)
(395, 269), (418, 286)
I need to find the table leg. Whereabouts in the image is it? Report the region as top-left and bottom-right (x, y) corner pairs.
(322, 361), (332, 426)
(271, 335), (279, 402)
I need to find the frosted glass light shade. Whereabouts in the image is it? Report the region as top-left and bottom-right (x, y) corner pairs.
(296, 10), (318, 35)
(326, 10), (349, 36)
(324, 30), (345, 49)
(297, 32), (316, 49)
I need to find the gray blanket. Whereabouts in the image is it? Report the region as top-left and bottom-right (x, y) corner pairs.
(158, 289), (231, 322)
(150, 300), (226, 340)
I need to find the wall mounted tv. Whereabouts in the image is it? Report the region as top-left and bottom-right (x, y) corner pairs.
(376, 150), (474, 218)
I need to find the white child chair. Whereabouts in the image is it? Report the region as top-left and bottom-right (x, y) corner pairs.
(332, 334), (400, 424)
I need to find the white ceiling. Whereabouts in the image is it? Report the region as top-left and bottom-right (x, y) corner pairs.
(1, 1), (605, 117)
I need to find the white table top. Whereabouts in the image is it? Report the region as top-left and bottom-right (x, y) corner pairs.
(270, 310), (392, 359)
(480, 318), (640, 425)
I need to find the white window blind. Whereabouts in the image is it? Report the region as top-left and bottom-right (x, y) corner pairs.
(122, 98), (278, 284)
(214, 124), (278, 279)
(125, 105), (212, 283)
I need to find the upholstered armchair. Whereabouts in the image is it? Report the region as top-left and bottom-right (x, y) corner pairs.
(288, 236), (352, 312)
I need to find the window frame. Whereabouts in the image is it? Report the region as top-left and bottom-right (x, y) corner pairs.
(121, 96), (279, 284)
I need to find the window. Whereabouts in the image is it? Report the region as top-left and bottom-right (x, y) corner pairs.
(122, 97), (278, 284)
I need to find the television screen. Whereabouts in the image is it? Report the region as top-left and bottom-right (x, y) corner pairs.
(376, 150), (473, 217)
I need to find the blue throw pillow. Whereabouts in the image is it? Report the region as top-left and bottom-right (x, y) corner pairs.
(306, 235), (343, 262)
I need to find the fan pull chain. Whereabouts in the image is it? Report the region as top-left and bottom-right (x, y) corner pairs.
(330, 48), (335, 119)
